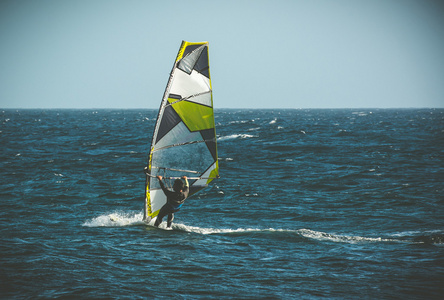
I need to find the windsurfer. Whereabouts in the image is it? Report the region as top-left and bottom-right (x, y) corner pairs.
(154, 175), (189, 228)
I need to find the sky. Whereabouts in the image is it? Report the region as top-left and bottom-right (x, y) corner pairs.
(1, 0), (443, 109)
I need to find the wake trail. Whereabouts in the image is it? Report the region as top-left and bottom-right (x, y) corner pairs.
(82, 211), (443, 245)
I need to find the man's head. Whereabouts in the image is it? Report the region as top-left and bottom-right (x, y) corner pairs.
(173, 179), (184, 192)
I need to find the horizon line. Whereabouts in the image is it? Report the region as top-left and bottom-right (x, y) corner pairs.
(1, 107), (443, 110)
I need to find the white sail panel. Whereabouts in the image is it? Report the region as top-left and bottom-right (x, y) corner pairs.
(154, 121), (204, 151)
(149, 189), (167, 215)
(187, 91), (212, 107)
(170, 70), (211, 99)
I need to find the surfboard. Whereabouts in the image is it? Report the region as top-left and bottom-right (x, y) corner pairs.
(144, 217), (173, 230)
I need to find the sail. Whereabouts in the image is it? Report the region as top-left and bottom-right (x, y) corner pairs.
(144, 41), (219, 221)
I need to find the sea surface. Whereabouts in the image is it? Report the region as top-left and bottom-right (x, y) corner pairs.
(1, 109), (443, 299)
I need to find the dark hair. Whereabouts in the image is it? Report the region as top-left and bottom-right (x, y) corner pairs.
(173, 179), (184, 192)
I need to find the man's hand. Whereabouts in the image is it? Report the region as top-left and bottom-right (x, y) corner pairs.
(157, 175), (163, 181)
(181, 176), (187, 180)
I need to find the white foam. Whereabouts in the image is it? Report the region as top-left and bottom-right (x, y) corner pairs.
(173, 224), (265, 234)
(219, 134), (256, 140)
(83, 211), (145, 227)
(391, 229), (443, 237)
(228, 120), (248, 124)
(298, 229), (398, 243)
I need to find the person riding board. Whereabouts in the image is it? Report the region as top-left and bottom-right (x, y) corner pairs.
(154, 175), (189, 228)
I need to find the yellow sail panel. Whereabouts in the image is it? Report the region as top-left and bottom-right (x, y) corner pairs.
(208, 163), (219, 184)
(144, 40), (218, 221)
(170, 100), (214, 132)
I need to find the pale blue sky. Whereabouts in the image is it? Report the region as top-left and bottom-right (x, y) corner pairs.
(1, 0), (443, 109)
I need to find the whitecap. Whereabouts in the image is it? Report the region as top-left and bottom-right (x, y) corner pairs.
(219, 134), (256, 141)
(173, 224), (264, 235)
(298, 229), (399, 244)
(83, 211), (145, 227)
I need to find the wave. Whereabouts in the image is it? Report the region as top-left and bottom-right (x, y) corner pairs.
(219, 134), (256, 141)
(181, 227), (443, 245)
(175, 226), (405, 244)
(82, 211), (145, 227)
(173, 224), (268, 235)
(82, 211), (443, 245)
(297, 229), (399, 243)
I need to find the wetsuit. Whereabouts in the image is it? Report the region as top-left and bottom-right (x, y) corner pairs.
(154, 178), (189, 228)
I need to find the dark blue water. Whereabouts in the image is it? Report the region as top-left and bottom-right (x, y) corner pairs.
(1, 109), (443, 299)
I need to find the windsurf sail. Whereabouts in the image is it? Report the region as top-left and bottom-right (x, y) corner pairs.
(144, 41), (219, 222)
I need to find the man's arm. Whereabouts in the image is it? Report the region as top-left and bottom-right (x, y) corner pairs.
(182, 176), (189, 188)
(157, 176), (170, 195)
(181, 176), (189, 196)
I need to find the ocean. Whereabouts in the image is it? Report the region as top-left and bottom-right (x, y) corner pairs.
(1, 108), (443, 299)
